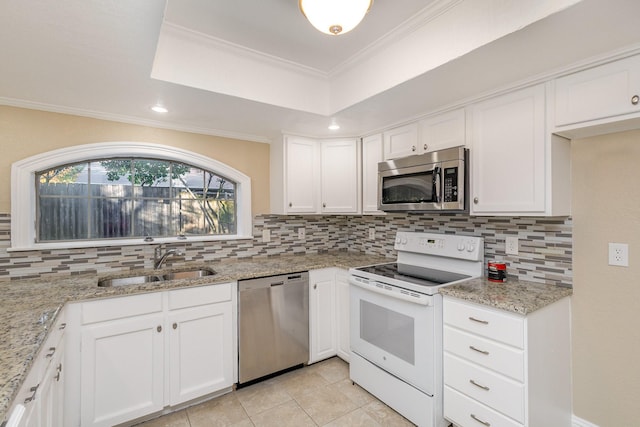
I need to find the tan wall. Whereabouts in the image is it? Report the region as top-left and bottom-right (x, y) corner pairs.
(572, 130), (640, 425)
(0, 106), (270, 214)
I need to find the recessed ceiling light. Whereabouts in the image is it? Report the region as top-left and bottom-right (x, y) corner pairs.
(151, 105), (168, 113)
(328, 119), (340, 130)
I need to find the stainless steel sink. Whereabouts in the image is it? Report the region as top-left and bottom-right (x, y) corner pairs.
(97, 268), (216, 287)
(162, 269), (215, 281)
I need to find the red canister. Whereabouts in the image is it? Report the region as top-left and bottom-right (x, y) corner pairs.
(487, 261), (507, 283)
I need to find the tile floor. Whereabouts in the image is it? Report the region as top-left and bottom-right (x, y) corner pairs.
(135, 357), (416, 427)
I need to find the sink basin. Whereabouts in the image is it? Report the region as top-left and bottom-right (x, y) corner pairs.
(97, 268), (216, 287)
(98, 275), (162, 287)
(162, 269), (215, 281)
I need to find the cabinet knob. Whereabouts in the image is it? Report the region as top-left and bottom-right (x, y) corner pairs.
(473, 197), (479, 204)
(157, 325), (162, 333)
(288, 202), (292, 208)
(632, 95), (639, 105)
(59, 323), (67, 330)
(411, 145), (416, 152)
(45, 347), (56, 358)
(173, 323), (178, 330)
(313, 284), (317, 289)
(423, 144), (428, 151)
(323, 203), (326, 208)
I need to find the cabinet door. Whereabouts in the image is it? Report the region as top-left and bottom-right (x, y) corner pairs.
(285, 136), (318, 213)
(168, 303), (233, 406)
(81, 315), (164, 427)
(362, 134), (383, 213)
(320, 139), (359, 213)
(419, 109), (466, 152)
(383, 123), (419, 160)
(555, 54), (640, 126)
(309, 269), (337, 363)
(470, 84), (546, 214)
(39, 338), (65, 427)
(335, 270), (350, 362)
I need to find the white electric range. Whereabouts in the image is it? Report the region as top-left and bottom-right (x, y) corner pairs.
(349, 231), (484, 427)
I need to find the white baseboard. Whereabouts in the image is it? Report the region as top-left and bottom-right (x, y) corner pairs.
(573, 414), (600, 427)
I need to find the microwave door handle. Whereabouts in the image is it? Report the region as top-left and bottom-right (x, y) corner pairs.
(434, 167), (441, 203)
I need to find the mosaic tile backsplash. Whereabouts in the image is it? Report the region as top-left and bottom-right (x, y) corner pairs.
(0, 213), (572, 286)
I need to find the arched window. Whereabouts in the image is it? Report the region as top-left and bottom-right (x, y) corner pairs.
(11, 142), (252, 250)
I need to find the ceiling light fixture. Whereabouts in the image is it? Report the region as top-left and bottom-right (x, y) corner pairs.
(151, 104), (168, 113)
(299, 0), (373, 36)
(328, 119), (340, 130)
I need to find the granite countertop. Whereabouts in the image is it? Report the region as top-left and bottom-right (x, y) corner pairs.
(0, 252), (387, 422)
(438, 277), (573, 315)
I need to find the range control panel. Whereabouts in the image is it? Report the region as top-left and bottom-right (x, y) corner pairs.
(394, 231), (484, 261)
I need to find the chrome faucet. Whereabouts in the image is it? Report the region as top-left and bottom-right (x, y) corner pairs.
(153, 245), (185, 270)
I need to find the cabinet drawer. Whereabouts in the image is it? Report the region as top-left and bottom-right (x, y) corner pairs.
(444, 326), (524, 382)
(445, 386), (522, 427)
(444, 298), (524, 348)
(168, 282), (232, 310)
(82, 292), (163, 324)
(444, 353), (524, 422)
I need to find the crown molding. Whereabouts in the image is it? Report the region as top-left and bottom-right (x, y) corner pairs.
(159, 21), (329, 79)
(328, 0), (463, 77)
(0, 97), (272, 144)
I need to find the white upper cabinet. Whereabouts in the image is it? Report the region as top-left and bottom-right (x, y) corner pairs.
(418, 108), (466, 152)
(362, 134), (383, 214)
(554, 54), (640, 128)
(383, 123), (419, 160)
(271, 135), (360, 214)
(285, 136), (319, 213)
(321, 139), (360, 213)
(469, 84), (571, 216)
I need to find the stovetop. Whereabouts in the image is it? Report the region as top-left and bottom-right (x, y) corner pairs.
(350, 232), (484, 295)
(353, 262), (473, 294)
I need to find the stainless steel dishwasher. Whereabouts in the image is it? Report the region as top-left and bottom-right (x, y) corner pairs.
(238, 271), (309, 384)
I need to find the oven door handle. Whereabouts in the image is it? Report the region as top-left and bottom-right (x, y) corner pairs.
(349, 277), (432, 306)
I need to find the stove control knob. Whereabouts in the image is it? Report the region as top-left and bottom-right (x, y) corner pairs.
(395, 237), (401, 245)
(457, 242), (465, 251)
(401, 237), (408, 245)
(466, 242), (475, 252)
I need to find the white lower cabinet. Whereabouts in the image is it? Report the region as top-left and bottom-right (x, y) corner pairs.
(443, 296), (572, 427)
(309, 268), (350, 364)
(6, 310), (66, 427)
(81, 313), (165, 427)
(75, 283), (235, 427)
(335, 269), (350, 362)
(167, 299), (233, 405)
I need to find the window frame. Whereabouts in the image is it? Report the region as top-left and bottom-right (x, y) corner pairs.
(10, 142), (252, 251)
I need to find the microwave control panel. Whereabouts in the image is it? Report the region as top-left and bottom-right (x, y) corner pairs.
(443, 167), (459, 202)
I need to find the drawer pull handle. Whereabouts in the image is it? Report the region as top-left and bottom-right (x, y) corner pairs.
(470, 345), (489, 355)
(24, 384), (39, 403)
(470, 413), (491, 426)
(470, 379), (490, 391)
(469, 316), (489, 325)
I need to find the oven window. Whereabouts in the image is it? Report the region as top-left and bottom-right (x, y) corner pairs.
(381, 172), (435, 204)
(360, 300), (415, 365)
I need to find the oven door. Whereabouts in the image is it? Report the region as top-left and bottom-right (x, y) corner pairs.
(378, 164), (441, 211)
(349, 276), (438, 395)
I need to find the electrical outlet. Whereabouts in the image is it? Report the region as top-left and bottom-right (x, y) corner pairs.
(369, 228), (375, 240)
(298, 228), (306, 240)
(608, 243), (629, 267)
(505, 236), (519, 255)
(262, 229), (271, 243)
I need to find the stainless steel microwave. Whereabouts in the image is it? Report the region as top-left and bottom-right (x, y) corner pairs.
(378, 146), (468, 212)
